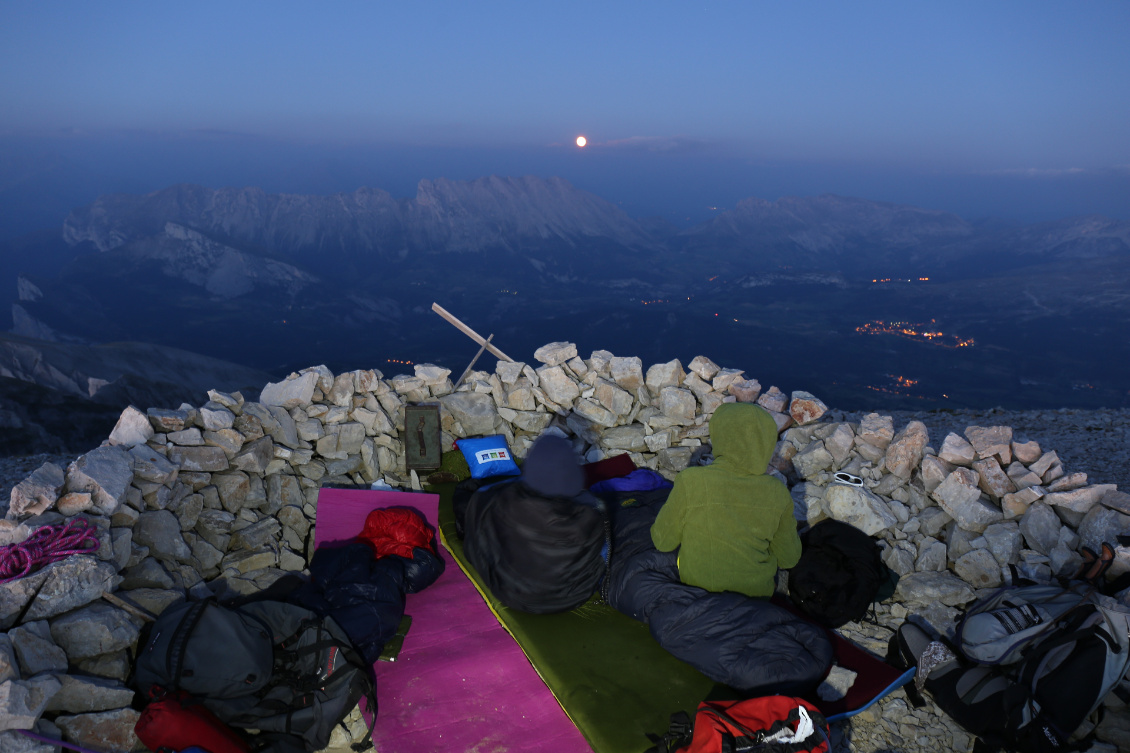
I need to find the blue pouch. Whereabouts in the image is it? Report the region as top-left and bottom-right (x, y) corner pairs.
(456, 435), (521, 479)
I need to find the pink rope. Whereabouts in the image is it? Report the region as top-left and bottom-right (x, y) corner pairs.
(0, 518), (101, 584)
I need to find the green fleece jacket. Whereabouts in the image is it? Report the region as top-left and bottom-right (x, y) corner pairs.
(651, 402), (801, 598)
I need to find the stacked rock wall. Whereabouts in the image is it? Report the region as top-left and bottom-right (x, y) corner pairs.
(1, 340), (1127, 751)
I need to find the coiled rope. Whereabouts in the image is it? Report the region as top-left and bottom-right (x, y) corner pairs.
(0, 518), (101, 584)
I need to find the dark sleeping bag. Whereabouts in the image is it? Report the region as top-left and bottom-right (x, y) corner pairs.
(460, 478), (607, 614)
(287, 540), (444, 665)
(604, 488), (833, 695)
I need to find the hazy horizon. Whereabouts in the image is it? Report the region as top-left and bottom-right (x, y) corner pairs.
(3, 2), (1129, 240)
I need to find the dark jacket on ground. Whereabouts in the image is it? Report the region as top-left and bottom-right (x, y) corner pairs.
(288, 541), (444, 665)
(459, 435), (608, 614)
(607, 488), (832, 695)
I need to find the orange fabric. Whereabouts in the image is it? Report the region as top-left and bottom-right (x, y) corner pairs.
(357, 508), (434, 559)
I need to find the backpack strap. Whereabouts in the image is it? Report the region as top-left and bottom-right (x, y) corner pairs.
(167, 600), (212, 689)
(644, 710), (693, 753)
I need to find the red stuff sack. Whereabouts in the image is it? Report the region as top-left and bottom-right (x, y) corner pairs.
(135, 689), (251, 753)
(651, 696), (830, 753)
(357, 507), (435, 559)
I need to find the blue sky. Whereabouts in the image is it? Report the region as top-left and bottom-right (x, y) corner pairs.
(2, 1), (1128, 232)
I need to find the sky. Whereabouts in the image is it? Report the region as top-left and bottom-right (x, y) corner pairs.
(2, 1), (1129, 236)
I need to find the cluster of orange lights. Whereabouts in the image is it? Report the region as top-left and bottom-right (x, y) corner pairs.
(641, 299), (670, 305)
(887, 375), (919, 387)
(855, 319), (974, 348)
(871, 277), (930, 283)
(386, 358), (414, 365)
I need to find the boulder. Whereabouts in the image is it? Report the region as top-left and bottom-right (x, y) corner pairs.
(533, 342), (577, 367)
(9, 464), (65, 517)
(824, 484), (898, 535)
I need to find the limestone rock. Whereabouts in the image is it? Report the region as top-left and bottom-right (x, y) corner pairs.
(1101, 488), (1130, 515)
(1044, 484), (1117, 514)
(537, 366), (580, 407)
(534, 342), (577, 366)
(858, 414), (894, 450)
(788, 391), (827, 426)
(259, 371), (319, 409)
(973, 457), (1017, 499)
(642, 360), (683, 394)
(884, 421), (928, 479)
(824, 484), (898, 535)
(108, 406), (153, 448)
(895, 571), (976, 607)
(66, 447), (133, 515)
(756, 386), (788, 413)
(199, 402), (235, 431)
(687, 356), (720, 380)
(8, 621), (68, 676)
(440, 392), (498, 437)
(1078, 505), (1130, 554)
(50, 603), (140, 661)
(964, 425), (1013, 460)
(1011, 439), (1041, 464)
(659, 387), (696, 425)
(932, 468), (1004, 533)
(594, 378), (634, 417)
(920, 455), (954, 494)
(711, 368), (744, 393)
(792, 441), (833, 480)
(938, 433), (976, 467)
(168, 446), (229, 473)
(147, 408), (188, 433)
(609, 357), (644, 391)
(1019, 501), (1062, 556)
(9, 464), (65, 517)
(135, 511), (192, 563)
(729, 379), (761, 403)
(45, 675), (134, 714)
(955, 549), (1003, 589)
(11, 557), (121, 626)
(0, 676), (61, 732)
(54, 707), (140, 752)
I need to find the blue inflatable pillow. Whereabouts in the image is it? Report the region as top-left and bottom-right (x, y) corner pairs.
(456, 435), (521, 479)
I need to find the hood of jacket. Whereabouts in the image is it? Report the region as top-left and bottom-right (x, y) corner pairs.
(708, 402), (777, 476)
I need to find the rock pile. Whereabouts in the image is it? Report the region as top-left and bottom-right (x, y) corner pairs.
(1, 341), (1126, 752)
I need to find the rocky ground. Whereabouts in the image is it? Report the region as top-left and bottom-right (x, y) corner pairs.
(3, 405), (1128, 753)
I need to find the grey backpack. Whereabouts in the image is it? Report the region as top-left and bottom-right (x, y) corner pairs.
(134, 599), (375, 752)
(905, 584), (1130, 752)
(956, 582), (1092, 665)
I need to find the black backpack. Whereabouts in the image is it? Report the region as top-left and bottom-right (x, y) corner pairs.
(788, 519), (888, 628)
(134, 599), (375, 752)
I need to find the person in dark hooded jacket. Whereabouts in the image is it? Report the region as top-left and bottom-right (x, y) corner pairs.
(461, 433), (608, 614)
(651, 402), (800, 598)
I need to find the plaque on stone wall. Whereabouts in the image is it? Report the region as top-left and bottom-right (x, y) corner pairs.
(404, 404), (442, 470)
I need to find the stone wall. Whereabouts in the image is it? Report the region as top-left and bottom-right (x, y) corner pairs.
(1, 340), (1127, 751)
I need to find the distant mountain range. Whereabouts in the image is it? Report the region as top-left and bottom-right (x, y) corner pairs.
(3, 175), (1129, 420)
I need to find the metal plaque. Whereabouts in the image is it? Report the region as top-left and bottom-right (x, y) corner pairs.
(404, 403), (442, 471)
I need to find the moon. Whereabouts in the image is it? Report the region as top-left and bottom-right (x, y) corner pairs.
(575, 135), (587, 148)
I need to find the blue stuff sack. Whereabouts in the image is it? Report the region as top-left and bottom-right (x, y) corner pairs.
(456, 435), (521, 479)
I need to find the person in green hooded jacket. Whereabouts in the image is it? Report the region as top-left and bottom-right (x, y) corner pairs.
(651, 402), (801, 598)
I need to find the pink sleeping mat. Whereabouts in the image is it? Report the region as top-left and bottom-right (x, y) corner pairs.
(314, 487), (592, 752)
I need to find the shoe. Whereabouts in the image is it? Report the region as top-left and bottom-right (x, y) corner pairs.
(1076, 547), (1098, 581)
(1085, 543), (1115, 585)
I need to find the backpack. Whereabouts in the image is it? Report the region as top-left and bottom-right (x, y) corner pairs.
(892, 590), (1130, 753)
(955, 582), (1092, 665)
(647, 696), (830, 753)
(134, 689), (251, 753)
(133, 599), (376, 753)
(788, 519), (888, 628)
